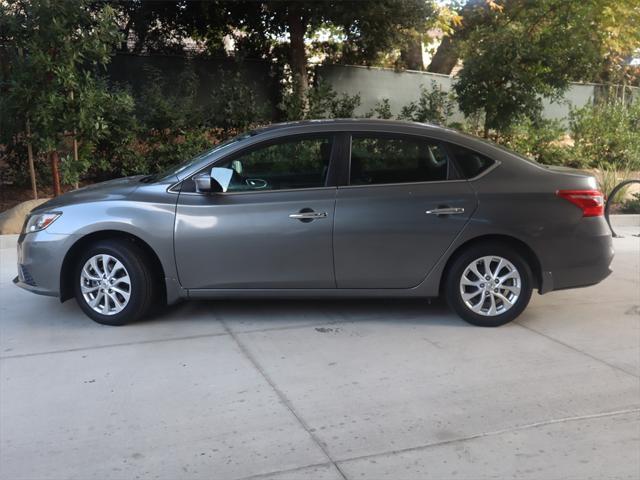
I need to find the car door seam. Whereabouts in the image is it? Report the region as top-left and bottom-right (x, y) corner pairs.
(331, 189), (338, 288)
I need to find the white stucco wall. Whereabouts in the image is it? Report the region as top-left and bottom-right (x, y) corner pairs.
(318, 64), (602, 126)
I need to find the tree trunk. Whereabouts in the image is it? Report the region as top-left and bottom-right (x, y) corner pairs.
(401, 36), (424, 70)
(426, 35), (459, 74)
(72, 137), (79, 190)
(71, 90), (79, 189)
(287, 4), (309, 100)
(25, 120), (38, 199)
(427, 0), (487, 75)
(483, 108), (491, 139)
(50, 150), (61, 197)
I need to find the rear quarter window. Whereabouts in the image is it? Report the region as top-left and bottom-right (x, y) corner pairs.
(448, 144), (495, 179)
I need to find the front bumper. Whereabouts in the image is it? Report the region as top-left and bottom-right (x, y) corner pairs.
(13, 275), (58, 297)
(15, 231), (76, 298)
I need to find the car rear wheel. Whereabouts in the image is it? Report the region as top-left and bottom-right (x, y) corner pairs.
(74, 240), (155, 326)
(445, 243), (533, 327)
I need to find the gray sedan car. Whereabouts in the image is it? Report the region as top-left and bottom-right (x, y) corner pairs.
(14, 119), (613, 327)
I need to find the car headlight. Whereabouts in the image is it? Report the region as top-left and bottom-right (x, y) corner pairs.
(24, 212), (62, 234)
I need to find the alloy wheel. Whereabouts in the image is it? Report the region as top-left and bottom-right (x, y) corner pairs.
(459, 255), (521, 317)
(80, 254), (131, 315)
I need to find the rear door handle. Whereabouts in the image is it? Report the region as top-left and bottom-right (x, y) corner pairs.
(289, 212), (327, 219)
(289, 210), (328, 222)
(425, 207), (465, 216)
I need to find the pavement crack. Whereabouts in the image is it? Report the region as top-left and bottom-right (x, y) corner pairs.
(0, 320), (339, 360)
(235, 461), (335, 480)
(0, 331), (230, 360)
(236, 319), (339, 336)
(515, 321), (639, 379)
(335, 407), (640, 466)
(220, 318), (349, 480)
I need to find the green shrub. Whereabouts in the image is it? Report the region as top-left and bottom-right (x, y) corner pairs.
(398, 82), (455, 126)
(328, 90), (362, 118)
(448, 112), (485, 137)
(86, 87), (140, 179)
(136, 65), (204, 132)
(208, 70), (270, 132)
(366, 98), (393, 119)
(93, 64), (271, 181)
(595, 161), (634, 202)
(141, 128), (214, 174)
(280, 80), (361, 121)
(621, 192), (640, 214)
(569, 98), (640, 169)
(499, 117), (572, 166)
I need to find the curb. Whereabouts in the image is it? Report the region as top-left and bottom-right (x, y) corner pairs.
(609, 214), (639, 227)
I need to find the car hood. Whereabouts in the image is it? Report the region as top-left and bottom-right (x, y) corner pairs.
(32, 175), (144, 212)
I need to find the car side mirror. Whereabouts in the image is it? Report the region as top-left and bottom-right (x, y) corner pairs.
(193, 167), (233, 194)
(194, 172), (213, 193)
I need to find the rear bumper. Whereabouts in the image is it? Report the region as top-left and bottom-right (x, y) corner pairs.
(539, 218), (614, 293)
(540, 255), (613, 293)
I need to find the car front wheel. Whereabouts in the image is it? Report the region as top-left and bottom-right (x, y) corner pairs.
(74, 240), (155, 326)
(445, 243), (533, 327)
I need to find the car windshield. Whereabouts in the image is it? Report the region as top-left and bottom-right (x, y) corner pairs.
(150, 131), (255, 181)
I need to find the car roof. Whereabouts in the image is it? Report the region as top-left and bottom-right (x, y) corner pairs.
(250, 118), (453, 135)
(247, 119), (497, 152)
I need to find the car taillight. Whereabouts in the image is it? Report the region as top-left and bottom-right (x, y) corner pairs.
(556, 190), (604, 217)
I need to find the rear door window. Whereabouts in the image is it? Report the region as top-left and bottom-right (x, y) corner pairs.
(349, 135), (450, 185)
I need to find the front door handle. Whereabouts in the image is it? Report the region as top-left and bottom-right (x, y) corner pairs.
(425, 207), (465, 216)
(289, 210), (328, 222)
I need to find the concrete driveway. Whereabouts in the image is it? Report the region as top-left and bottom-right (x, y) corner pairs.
(1, 227), (638, 480)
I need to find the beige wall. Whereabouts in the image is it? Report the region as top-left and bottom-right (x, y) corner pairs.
(318, 64), (635, 127)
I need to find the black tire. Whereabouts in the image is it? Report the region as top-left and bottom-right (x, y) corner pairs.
(74, 239), (156, 326)
(444, 242), (533, 327)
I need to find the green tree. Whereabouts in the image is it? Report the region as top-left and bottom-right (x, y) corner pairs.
(429, 0), (640, 82)
(427, 0), (503, 74)
(103, 1), (439, 114)
(1, 0), (129, 195)
(454, 0), (610, 137)
(106, 0), (230, 55)
(447, 0), (640, 137)
(589, 1), (640, 87)
(192, 1), (436, 100)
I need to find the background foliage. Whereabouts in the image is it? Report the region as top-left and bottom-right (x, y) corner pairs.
(1, 0), (639, 203)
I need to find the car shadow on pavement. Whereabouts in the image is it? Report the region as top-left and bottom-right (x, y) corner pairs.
(147, 297), (465, 330)
(2, 293), (466, 336)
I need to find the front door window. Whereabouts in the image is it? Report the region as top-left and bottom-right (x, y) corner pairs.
(218, 136), (334, 192)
